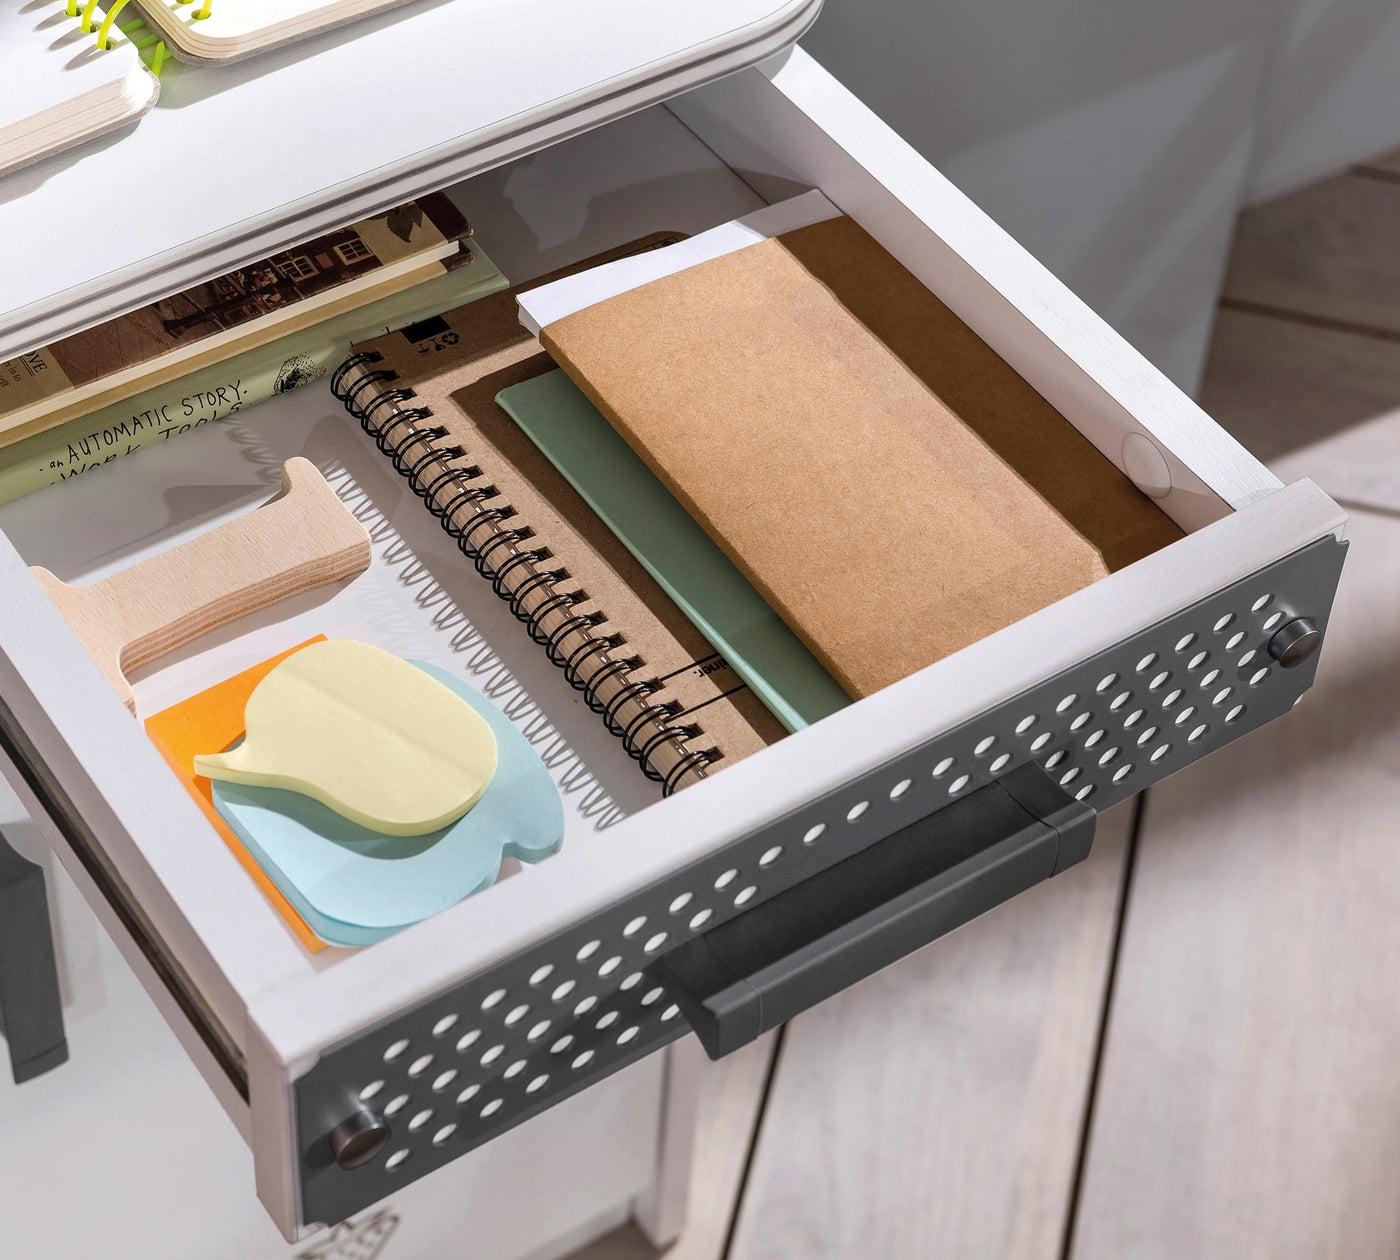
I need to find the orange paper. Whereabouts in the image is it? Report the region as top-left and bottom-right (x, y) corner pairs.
(145, 638), (329, 953)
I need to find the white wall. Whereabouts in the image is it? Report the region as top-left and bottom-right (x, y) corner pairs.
(802, 0), (1400, 394)
(802, 0), (1279, 393)
(1245, 0), (1400, 201)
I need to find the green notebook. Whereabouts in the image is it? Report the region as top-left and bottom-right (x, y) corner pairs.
(496, 369), (850, 732)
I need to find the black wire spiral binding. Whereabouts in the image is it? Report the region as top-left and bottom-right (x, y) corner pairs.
(330, 351), (719, 794)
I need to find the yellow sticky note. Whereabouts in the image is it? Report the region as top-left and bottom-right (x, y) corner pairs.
(194, 640), (497, 836)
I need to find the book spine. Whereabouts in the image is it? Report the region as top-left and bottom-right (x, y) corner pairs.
(0, 250), (508, 506)
(330, 353), (718, 796)
(0, 331), (334, 505)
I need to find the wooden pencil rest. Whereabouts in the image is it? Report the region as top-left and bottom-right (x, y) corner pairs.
(30, 457), (371, 714)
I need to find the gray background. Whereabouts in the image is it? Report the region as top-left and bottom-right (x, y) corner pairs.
(805, 0), (1400, 390)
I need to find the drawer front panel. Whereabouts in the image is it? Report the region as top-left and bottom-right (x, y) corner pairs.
(294, 533), (1345, 1226)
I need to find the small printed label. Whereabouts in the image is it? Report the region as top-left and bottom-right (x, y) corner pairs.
(399, 314), (451, 343)
(399, 313), (460, 355)
(0, 347), (74, 417)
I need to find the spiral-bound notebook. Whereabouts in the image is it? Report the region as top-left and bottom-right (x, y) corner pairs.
(2, 5), (159, 177)
(330, 236), (785, 795)
(133, 0), (416, 60)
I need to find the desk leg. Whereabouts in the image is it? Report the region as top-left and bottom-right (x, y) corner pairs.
(634, 1039), (704, 1247)
(0, 826), (67, 1083)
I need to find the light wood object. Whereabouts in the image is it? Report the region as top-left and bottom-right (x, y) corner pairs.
(1222, 172), (1400, 336)
(1070, 510), (1400, 1259)
(727, 804), (1131, 1260)
(30, 458), (370, 714)
(1200, 161), (1400, 509)
(1200, 307), (1400, 464)
(572, 1034), (779, 1260)
(1358, 146), (1400, 177)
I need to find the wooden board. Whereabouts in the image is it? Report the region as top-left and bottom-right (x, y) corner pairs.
(725, 802), (1134, 1260)
(1355, 146), (1400, 177)
(1202, 167), (1400, 510)
(1197, 308), (1400, 463)
(1070, 509), (1400, 1260)
(570, 1034), (778, 1260)
(1221, 173), (1400, 334)
(1271, 406), (1400, 517)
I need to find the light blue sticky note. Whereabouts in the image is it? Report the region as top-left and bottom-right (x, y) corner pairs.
(496, 370), (851, 731)
(210, 662), (562, 948)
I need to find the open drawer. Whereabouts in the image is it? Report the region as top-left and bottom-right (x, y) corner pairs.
(0, 48), (1346, 1241)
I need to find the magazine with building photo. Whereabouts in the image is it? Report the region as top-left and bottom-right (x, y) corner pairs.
(0, 192), (471, 445)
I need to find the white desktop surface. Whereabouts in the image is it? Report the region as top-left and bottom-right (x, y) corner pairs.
(0, 0), (819, 360)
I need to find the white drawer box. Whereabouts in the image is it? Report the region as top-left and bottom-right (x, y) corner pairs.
(0, 781), (674, 1260)
(0, 44), (1346, 1243)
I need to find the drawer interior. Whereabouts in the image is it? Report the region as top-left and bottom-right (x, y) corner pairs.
(0, 60), (1303, 1191)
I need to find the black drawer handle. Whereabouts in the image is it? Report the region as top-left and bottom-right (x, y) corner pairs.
(654, 762), (1096, 1060)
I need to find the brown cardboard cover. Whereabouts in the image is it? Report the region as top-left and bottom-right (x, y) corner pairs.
(540, 216), (1183, 698)
(349, 239), (783, 784)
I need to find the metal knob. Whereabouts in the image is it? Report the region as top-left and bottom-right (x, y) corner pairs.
(329, 1108), (390, 1170)
(1267, 617), (1322, 669)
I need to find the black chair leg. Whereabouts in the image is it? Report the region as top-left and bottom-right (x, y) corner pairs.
(0, 827), (68, 1084)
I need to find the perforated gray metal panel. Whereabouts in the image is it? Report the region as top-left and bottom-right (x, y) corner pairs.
(294, 533), (1347, 1226)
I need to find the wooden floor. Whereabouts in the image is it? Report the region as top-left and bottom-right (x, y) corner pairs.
(573, 143), (1400, 1260)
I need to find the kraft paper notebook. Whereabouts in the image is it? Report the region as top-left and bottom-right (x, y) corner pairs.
(2, 5), (160, 177)
(331, 238), (785, 795)
(521, 194), (1184, 699)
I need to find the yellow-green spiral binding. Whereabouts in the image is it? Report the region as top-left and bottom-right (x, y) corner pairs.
(66, 0), (214, 74)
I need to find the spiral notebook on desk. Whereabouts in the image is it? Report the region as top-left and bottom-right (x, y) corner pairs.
(2, 5), (160, 177)
(132, 0), (419, 60)
(331, 236), (785, 795)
